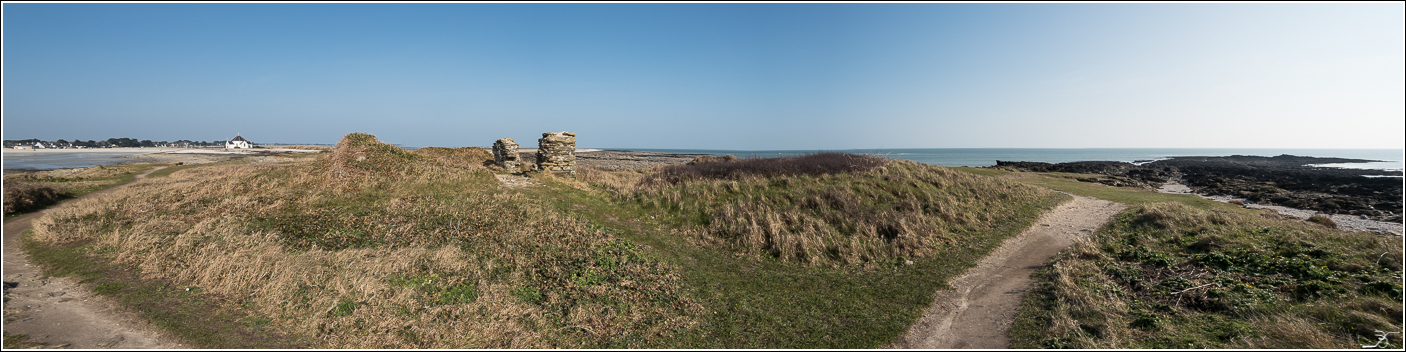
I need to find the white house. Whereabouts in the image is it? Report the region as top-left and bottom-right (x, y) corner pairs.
(226, 135), (252, 149)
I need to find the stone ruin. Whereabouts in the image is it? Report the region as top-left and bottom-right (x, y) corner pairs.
(536, 131), (576, 177)
(492, 138), (521, 170)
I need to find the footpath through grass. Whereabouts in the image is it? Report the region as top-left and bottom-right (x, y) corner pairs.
(20, 231), (308, 348)
(522, 175), (1063, 347)
(4, 163), (161, 218)
(983, 171), (1405, 349)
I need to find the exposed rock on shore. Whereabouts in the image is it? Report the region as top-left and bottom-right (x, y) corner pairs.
(993, 155), (1403, 222)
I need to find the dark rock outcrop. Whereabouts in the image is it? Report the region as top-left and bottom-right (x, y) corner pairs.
(993, 155), (1402, 222)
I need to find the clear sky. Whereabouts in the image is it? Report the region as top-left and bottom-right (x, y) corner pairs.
(3, 3), (1402, 149)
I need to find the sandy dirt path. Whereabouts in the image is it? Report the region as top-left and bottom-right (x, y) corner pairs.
(886, 194), (1124, 349)
(3, 166), (186, 349)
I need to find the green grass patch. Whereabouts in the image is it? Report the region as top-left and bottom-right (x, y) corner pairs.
(1009, 202), (1403, 349)
(146, 160), (244, 178)
(3, 334), (43, 349)
(1017, 172), (1243, 211)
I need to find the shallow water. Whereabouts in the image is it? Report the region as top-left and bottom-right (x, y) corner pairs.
(2, 150), (159, 170)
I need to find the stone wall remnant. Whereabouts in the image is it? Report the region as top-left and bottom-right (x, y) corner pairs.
(536, 131), (576, 177)
(492, 138), (521, 170)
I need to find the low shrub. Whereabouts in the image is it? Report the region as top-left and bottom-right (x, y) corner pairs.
(3, 182), (64, 215)
(686, 154), (738, 165)
(644, 153), (886, 186)
(1307, 215), (1337, 229)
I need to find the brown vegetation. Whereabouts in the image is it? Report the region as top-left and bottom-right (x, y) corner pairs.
(3, 182), (63, 215)
(581, 154), (1061, 266)
(4, 164), (154, 215)
(28, 133), (702, 348)
(685, 154), (739, 165)
(1307, 215), (1338, 229)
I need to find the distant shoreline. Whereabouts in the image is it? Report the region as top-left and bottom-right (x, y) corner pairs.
(2, 148), (319, 171)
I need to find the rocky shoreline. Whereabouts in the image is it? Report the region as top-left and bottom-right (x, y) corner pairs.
(991, 154), (1404, 223)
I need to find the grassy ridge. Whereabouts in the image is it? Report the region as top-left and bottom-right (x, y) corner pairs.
(26, 134), (702, 348)
(583, 155), (1063, 267)
(1001, 172), (1404, 349)
(23, 134), (1067, 348)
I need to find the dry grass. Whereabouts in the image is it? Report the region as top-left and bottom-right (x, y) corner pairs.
(1307, 215), (1337, 229)
(28, 133), (702, 348)
(581, 155), (1060, 266)
(3, 182), (63, 214)
(413, 146), (495, 169)
(4, 164), (155, 215)
(1011, 202), (1403, 349)
(272, 145), (333, 151)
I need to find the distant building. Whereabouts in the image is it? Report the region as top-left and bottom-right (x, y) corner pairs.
(33, 142), (48, 149)
(226, 135), (252, 149)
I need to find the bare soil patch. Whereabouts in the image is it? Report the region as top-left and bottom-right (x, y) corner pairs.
(886, 194), (1124, 349)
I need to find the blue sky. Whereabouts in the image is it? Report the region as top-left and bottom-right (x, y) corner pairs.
(3, 3), (1402, 149)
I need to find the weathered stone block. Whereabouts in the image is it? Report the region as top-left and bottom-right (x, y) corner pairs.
(492, 138), (521, 170)
(536, 131), (576, 177)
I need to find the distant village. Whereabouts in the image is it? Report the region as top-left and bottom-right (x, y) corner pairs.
(4, 135), (257, 150)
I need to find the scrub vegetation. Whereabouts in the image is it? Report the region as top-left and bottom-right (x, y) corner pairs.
(22, 132), (1065, 348)
(583, 153), (1061, 267)
(1006, 174), (1404, 349)
(4, 164), (156, 216)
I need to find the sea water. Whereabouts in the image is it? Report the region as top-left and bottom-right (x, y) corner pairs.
(2, 150), (160, 171)
(612, 148), (1405, 172)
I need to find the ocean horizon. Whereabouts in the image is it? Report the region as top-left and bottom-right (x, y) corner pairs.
(5, 147), (1403, 173)
(608, 148), (1406, 172)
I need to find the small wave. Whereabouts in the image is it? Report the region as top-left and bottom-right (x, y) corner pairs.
(1129, 158), (1168, 166)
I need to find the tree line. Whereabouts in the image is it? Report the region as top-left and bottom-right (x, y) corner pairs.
(3, 138), (231, 148)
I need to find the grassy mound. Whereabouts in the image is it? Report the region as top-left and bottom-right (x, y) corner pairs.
(585, 156), (1060, 266)
(1011, 202), (1403, 348)
(27, 135), (703, 348)
(319, 132), (424, 179)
